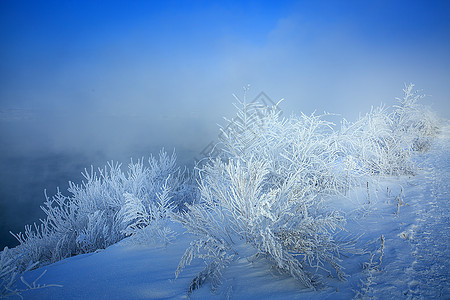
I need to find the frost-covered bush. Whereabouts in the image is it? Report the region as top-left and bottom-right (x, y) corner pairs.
(119, 176), (178, 246)
(10, 149), (189, 272)
(339, 84), (440, 176)
(218, 96), (349, 195)
(391, 83), (440, 152)
(174, 96), (353, 292)
(174, 157), (348, 292)
(339, 104), (413, 176)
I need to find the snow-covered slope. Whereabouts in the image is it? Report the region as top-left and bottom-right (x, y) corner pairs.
(18, 125), (450, 300)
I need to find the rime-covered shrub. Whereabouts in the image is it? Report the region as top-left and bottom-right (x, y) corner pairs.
(339, 104), (414, 176)
(10, 149), (189, 272)
(217, 95), (349, 195)
(391, 83), (440, 152)
(119, 176), (178, 246)
(174, 157), (348, 292)
(174, 95), (353, 292)
(339, 84), (440, 176)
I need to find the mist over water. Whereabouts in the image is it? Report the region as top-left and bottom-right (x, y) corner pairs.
(1, 1), (449, 248)
(0, 112), (205, 248)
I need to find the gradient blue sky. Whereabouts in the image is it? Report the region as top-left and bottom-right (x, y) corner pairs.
(1, 0), (449, 159)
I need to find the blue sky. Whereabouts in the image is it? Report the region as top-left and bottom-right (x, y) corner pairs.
(0, 0), (449, 158)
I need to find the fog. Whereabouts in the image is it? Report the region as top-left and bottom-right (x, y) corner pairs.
(1, 0), (449, 248)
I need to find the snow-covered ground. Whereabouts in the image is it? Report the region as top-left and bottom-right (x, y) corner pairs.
(18, 124), (450, 300)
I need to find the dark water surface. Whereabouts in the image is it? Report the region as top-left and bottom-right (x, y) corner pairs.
(0, 152), (104, 248)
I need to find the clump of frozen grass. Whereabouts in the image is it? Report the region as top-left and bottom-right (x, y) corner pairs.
(353, 235), (385, 299)
(0, 246), (21, 298)
(10, 149), (190, 273)
(1, 247), (61, 299)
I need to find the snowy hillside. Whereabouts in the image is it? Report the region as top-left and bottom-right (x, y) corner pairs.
(1, 85), (447, 299)
(14, 125), (450, 299)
